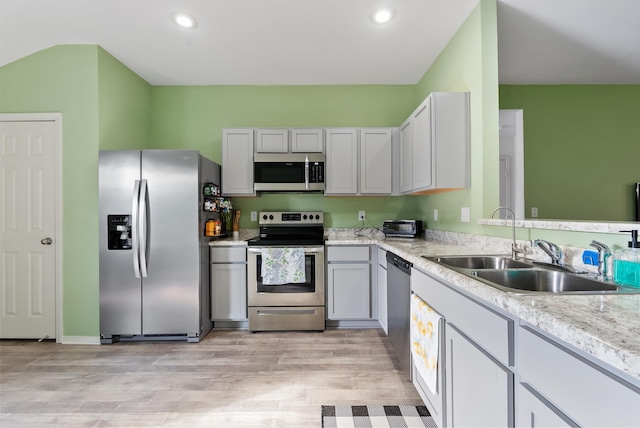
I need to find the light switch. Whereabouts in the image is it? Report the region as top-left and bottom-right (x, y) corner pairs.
(461, 207), (470, 223)
(251, 211), (257, 221)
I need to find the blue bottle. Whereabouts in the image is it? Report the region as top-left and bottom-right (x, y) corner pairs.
(613, 230), (640, 288)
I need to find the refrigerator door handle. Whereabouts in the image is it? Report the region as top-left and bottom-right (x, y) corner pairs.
(132, 180), (141, 278)
(139, 179), (149, 278)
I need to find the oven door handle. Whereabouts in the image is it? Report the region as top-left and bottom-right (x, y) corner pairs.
(247, 246), (325, 254)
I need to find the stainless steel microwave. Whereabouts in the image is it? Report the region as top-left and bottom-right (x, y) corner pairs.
(254, 153), (324, 192)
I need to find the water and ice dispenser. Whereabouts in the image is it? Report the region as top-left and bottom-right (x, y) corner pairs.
(107, 215), (132, 250)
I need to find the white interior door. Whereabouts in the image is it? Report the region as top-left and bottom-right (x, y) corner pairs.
(499, 109), (525, 219)
(0, 117), (59, 339)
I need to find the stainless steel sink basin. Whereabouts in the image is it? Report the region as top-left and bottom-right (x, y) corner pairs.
(423, 254), (637, 294)
(471, 269), (620, 294)
(424, 255), (533, 270)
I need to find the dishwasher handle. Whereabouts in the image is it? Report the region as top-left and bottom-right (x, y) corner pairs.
(386, 252), (412, 274)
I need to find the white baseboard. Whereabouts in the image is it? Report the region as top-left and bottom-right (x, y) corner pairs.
(61, 336), (101, 345)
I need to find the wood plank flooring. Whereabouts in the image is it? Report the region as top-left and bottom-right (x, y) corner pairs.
(0, 329), (423, 427)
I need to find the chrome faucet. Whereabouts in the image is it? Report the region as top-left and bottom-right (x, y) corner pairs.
(589, 240), (612, 280)
(532, 239), (564, 266)
(491, 206), (523, 259)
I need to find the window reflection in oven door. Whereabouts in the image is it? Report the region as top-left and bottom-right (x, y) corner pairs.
(247, 246), (325, 307)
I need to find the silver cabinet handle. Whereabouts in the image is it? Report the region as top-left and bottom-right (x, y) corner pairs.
(40, 237), (53, 245)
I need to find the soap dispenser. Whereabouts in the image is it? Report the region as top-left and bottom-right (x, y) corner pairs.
(613, 230), (640, 288)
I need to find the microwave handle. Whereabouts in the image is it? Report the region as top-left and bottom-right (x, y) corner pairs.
(304, 154), (309, 190)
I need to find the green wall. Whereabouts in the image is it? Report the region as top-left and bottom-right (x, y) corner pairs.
(150, 85), (418, 227)
(98, 47), (152, 150)
(0, 45), (152, 337)
(0, 0), (506, 337)
(1, 45), (101, 337)
(413, 0), (500, 233)
(499, 85), (640, 221)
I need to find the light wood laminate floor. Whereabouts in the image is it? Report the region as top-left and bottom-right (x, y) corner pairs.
(1, 329), (423, 427)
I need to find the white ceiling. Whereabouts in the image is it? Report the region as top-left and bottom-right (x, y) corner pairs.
(1, 0), (639, 86)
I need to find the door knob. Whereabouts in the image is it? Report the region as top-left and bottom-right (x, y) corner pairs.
(41, 237), (53, 245)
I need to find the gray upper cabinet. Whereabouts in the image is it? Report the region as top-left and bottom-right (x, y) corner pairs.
(255, 128), (289, 153)
(222, 128), (255, 196)
(360, 128), (392, 195)
(291, 128), (324, 152)
(325, 128), (393, 196)
(400, 92), (470, 195)
(325, 128), (359, 195)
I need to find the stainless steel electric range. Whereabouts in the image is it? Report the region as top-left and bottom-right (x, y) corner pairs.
(246, 211), (325, 332)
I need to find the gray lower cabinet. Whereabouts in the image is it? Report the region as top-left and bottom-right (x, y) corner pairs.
(326, 246), (372, 320)
(413, 265), (640, 428)
(446, 324), (514, 427)
(517, 324), (640, 427)
(411, 268), (515, 428)
(210, 246), (247, 321)
(517, 383), (575, 428)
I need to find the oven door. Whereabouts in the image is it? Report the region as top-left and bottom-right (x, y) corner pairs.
(247, 246), (325, 307)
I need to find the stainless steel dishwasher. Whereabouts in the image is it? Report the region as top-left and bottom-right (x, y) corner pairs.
(386, 251), (412, 379)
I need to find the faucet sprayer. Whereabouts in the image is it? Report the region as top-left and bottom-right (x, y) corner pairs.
(589, 240), (612, 280)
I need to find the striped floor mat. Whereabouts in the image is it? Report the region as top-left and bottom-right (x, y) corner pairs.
(321, 405), (437, 427)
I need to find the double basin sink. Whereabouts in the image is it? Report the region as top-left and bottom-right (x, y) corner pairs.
(423, 255), (634, 295)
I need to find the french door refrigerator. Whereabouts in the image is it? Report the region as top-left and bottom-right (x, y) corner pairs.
(99, 150), (219, 343)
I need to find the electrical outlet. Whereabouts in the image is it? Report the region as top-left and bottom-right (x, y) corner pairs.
(461, 207), (470, 223)
(531, 207), (538, 218)
(358, 211), (366, 222)
(433, 209), (438, 221)
(251, 211), (257, 221)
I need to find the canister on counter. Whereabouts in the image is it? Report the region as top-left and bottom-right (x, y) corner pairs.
(205, 219), (215, 236)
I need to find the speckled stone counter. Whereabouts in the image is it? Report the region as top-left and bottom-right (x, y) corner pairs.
(325, 229), (640, 383)
(208, 227), (639, 382)
(208, 229), (257, 246)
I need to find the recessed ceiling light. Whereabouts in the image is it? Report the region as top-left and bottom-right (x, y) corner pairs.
(173, 13), (197, 29)
(373, 9), (394, 24)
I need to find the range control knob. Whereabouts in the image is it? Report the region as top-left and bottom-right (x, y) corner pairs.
(315, 214), (320, 220)
(269, 215), (274, 220)
(262, 214), (268, 220)
(303, 214), (308, 220)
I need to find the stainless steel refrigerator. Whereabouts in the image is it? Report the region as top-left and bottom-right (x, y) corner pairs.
(99, 150), (219, 343)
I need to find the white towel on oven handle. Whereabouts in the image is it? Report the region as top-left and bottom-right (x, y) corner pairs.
(410, 293), (443, 395)
(261, 247), (306, 285)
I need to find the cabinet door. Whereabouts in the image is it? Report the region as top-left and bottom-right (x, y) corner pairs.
(211, 263), (247, 321)
(222, 129), (254, 196)
(377, 263), (387, 333)
(399, 118), (413, 194)
(446, 324), (513, 427)
(517, 384), (575, 428)
(412, 97), (433, 191)
(291, 129), (324, 152)
(325, 128), (358, 195)
(360, 128), (392, 195)
(256, 129), (288, 152)
(327, 263), (370, 319)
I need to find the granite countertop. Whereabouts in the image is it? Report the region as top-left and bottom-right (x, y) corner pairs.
(324, 230), (640, 383)
(210, 228), (640, 382)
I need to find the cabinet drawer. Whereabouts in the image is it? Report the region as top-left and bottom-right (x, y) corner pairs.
(327, 246), (370, 262)
(210, 247), (246, 263)
(377, 247), (387, 268)
(518, 325), (640, 427)
(411, 268), (513, 366)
